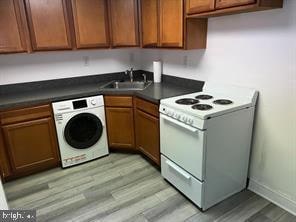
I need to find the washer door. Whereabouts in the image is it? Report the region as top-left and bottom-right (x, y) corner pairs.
(64, 113), (103, 149)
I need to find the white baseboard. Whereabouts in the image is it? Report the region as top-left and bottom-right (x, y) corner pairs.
(248, 179), (296, 216)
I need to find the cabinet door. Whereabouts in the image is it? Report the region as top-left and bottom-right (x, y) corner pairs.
(0, 130), (11, 179)
(141, 0), (158, 47)
(2, 118), (59, 176)
(135, 109), (160, 165)
(0, 0), (30, 53)
(216, 0), (256, 9)
(25, 0), (73, 51)
(109, 0), (139, 47)
(71, 0), (109, 48)
(105, 107), (135, 149)
(159, 0), (183, 48)
(186, 0), (215, 14)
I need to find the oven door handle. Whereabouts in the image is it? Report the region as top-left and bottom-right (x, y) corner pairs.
(166, 160), (191, 180)
(161, 115), (198, 132)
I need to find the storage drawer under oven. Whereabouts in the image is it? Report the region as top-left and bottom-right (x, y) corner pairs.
(161, 155), (204, 208)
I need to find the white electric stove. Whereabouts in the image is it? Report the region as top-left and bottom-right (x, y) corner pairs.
(159, 82), (258, 210)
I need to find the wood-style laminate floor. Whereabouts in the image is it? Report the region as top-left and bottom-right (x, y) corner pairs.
(4, 153), (296, 222)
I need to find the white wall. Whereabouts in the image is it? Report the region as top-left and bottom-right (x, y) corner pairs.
(0, 49), (141, 85)
(141, 0), (296, 214)
(0, 178), (8, 210)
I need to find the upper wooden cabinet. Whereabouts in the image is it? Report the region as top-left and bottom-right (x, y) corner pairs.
(108, 0), (139, 47)
(71, 0), (109, 48)
(186, 0), (215, 14)
(0, 0), (31, 53)
(141, 0), (183, 48)
(141, 0), (158, 47)
(216, 0), (256, 9)
(186, 0), (283, 17)
(25, 0), (73, 51)
(140, 0), (207, 49)
(159, 0), (183, 48)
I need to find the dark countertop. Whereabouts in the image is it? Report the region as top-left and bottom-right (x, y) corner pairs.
(0, 71), (204, 111)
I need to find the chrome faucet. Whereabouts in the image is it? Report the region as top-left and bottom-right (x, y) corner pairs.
(142, 74), (147, 83)
(125, 68), (134, 82)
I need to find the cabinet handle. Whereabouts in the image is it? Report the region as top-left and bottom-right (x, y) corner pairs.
(166, 160), (191, 180)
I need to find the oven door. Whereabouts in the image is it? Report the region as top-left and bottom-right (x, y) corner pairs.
(160, 113), (206, 181)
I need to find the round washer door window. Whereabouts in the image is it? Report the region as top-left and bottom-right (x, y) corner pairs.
(64, 113), (103, 149)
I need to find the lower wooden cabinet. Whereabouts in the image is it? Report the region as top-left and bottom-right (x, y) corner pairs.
(104, 96), (135, 150)
(104, 96), (160, 165)
(105, 107), (135, 150)
(134, 98), (160, 165)
(0, 104), (60, 180)
(135, 109), (160, 165)
(0, 130), (11, 179)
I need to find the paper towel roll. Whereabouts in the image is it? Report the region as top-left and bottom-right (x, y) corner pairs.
(153, 61), (162, 83)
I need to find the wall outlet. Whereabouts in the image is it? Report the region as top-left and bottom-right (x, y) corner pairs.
(129, 53), (134, 63)
(83, 56), (90, 66)
(183, 55), (188, 67)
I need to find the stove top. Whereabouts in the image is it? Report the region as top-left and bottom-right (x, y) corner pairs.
(160, 82), (258, 120)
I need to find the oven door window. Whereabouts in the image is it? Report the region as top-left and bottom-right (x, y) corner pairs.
(64, 113), (103, 149)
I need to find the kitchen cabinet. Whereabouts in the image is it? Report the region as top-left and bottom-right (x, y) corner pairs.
(215, 0), (256, 9)
(186, 0), (283, 17)
(0, 104), (60, 179)
(140, 0), (207, 49)
(134, 98), (160, 165)
(141, 0), (158, 47)
(105, 96), (136, 150)
(159, 0), (183, 48)
(108, 0), (139, 47)
(186, 0), (215, 14)
(0, 129), (11, 180)
(25, 0), (73, 51)
(71, 0), (109, 49)
(0, 0), (31, 53)
(141, 0), (184, 48)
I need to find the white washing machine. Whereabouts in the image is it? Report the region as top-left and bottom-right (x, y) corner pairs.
(52, 95), (109, 168)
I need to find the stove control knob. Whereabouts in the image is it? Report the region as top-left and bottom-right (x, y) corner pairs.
(90, 99), (96, 106)
(168, 111), (173, 116)
(176, 114), (181, 119)
(182, 116), (187, 122)
(188, 119), (194, 125)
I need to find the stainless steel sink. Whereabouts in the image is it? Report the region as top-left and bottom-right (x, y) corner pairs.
(100, 80), (152, 90)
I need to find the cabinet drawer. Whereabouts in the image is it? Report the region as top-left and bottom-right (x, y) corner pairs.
(161, 155), (203, 207)
(104, 96), (133, 107)
(134, 98), (159, 117)
(0, 104), (52, 125)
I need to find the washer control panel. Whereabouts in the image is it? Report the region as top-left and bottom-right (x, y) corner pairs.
(52, 95), (104, 114)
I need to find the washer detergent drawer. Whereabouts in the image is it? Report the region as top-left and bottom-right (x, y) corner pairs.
(161, 155), (203, 208)
(160, 114), (205, 180)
